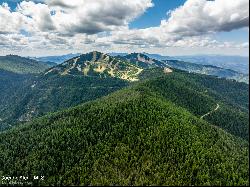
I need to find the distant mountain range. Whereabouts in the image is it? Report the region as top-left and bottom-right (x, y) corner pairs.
(42, 52), (248, 83)
(118, 53), (166, 68)
(34, 52), (250, 75)
(1, 52), (248, 84)
(32, 52), (249, 75)
(112, 53), (248, 84)
(164, 60), (248, 83)
(171, 55), (249, 75)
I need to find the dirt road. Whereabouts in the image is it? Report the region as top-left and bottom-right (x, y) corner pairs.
(200, 103), (220, 119)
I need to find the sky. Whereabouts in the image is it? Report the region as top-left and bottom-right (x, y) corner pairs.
(0, 0), (249, 57)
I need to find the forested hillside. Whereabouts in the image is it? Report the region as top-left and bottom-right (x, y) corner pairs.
(0, 63), (248, 143)
(0, 55), (55, 74)
(0, 55), (248, 185)
(0, 73), (128, 131)
(0, 69), (35, 130)
(0, 0), (248, 185)
(140, 70), (249, 141)
(0, 80), (248, 186)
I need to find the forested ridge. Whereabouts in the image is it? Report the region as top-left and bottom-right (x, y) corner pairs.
(0, 74), (249, 186)
(140, 70), (249, 140)
(0, 55), (54, 74)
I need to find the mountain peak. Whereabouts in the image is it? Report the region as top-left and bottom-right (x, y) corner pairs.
(85, 50), (106, 56)
(122, 53), (166, 68)
(45, 52), (143, 81)
(77, 51), (108, 62)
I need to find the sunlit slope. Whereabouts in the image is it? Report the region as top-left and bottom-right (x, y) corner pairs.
(45, 51), (143, 82)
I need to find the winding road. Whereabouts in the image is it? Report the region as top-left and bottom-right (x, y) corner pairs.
(200, 103), (220, 119)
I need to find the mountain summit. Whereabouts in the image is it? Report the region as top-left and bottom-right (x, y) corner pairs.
(120, 53), (166, 68)
(45, 51), (144, 81)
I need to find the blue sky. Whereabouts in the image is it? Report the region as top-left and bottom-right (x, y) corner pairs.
(0, 0), (249, 56)
(130, 0), (186, 29)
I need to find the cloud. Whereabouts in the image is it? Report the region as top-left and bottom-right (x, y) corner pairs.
(51, 0), (153, 35)
(1, 0), (153, 35)
(13, 0), (153, 35)
(96, 29), (247, 50)
(17, 1), (55, 31)
(3, 0), (44, 2)
(96, 0), (249, 49)
(45, 0), (80, 9)
(0, 33), (29, 51)
(0, 3), (25, 34)
(0, 0), (249, 56)
(161, 0), (249, 37)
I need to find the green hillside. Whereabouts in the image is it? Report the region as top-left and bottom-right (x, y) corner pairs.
(0, 52), (248, 142)
(140, 70), (249, 140)
(0, 51), (146, 130)
(0, 69), (34, 130)
(0, 66), (248, 143)
(0, 55), (55, 74)
(0, 73), (128, 131)
(0, 80), (248, 186)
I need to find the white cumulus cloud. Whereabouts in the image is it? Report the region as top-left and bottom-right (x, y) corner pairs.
(98, 0), (249, 49)
(161, 0), (249, 37)
(0, 0), (249, 56)
(0, 3), (25, 34)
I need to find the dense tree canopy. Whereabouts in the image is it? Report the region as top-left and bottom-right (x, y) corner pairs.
(0, 54), (248, 186)
(0, 86), (248, 186)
